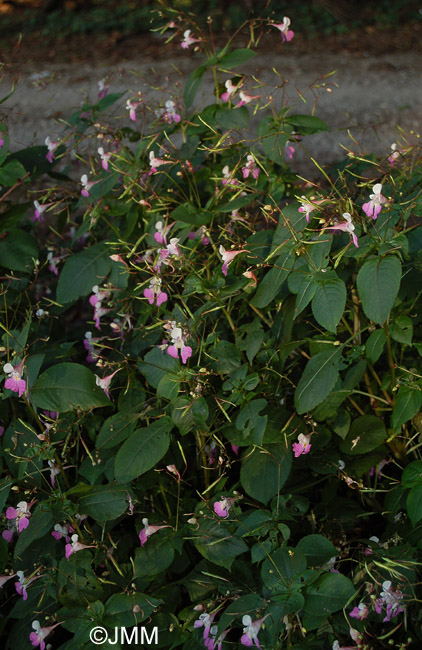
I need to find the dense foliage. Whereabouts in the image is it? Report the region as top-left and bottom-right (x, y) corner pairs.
(1, 6), (422, 650)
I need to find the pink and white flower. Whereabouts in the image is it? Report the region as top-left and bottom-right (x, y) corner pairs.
(154, 220), (174, 245)
(325, 212), (359, 248)
(375, 580), (405, 622)
(194, 611), (217, 641)
(45, 136), (59, 163)
(139, 517), (169, 546)
(65, 533), (95, 560)
(89, 285), (111, 330)
(51, 522), (73, 541)
(162, 100), (181, 124)
(236, 91), (261, 108)
(126, 98), (142, 122)
(95, 369), (121, 399)
(80, 174), (100, 197)
(33, 200), (54, 223)
(298, 196), (326, 223)
(188, 225), (210, 246)
(98, 147), (112, 171)
(213, 496), (237, 518)
(221, 79), (240, 103)
(149, 150), (171, 173)
(30, 620), (61, 650)
(3, 361), (26, 397)
(15, 570), (39, 601)
(349, 603), (369, 621)
(48, 460), (60, 488)
(0, 573), (15, 588)
(46, 251), (60, 276)
(219, 245), (246, 276)
(362, 183), (387, 220)
(143, 277), (168, 306)
(388, 142), (401, 165)
(240, 614), (268, 649)
(292, 433), (311, 457)
(221, 165), (239, 186)
(83, 331), (102, 363)
(181, 30), (201, 49)
(272, 17), (294, 43)
(285, 142), (295, 159)
(2, 501), (32, 542)
(205, 625), (229, 650)
(98, 78), (110, 99)
(242, 155), (260, 180)
(163, 320), (192, 364)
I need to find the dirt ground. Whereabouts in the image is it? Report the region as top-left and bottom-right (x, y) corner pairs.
(1, 22), (421, 177)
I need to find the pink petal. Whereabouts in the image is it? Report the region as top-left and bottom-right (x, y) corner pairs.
(2, 530), (14, 543)
(156, 291), (168, 306)
(181, 346), (192, 364)
(5, 507), (17, 520)
(18, 516), (29, 533)
(143, 288), (155, 305)
(167, 345), (179, 359)
(139, 529), (148, 546)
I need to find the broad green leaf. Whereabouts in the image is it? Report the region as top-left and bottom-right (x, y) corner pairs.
(219, 48), (256, 69)
(138, 347), (179, 389)
(235, 399), (268, 445)
(311, 277), (346, 333)
(96, 412), (139, 449)
(291, 273), (317, 317)
(390, 315), (413, 345)
(357, 256), (401, 325)
(406, 486), (422, 526)
(103, 593), (161, 627)
(251, 246), (295, 308)
(0, 159), (27, 186)
(184, 65), (206, 108)
(296, 534), (337, 567)
(134, 535), (174, 578)
(285, 114), (329, 135)
(172, 201), (211, 226)
(365, 329), (386, 364)
(97, 91), (126, 112)
(339, 415), (386, 455)
(78, 485), (129, 522)
(14, 510), (54, 558)
(157, 373), (181, 401)
(217, 594), (265, 637)
(8, 145), (56, 177)
(261, 547), (307, 590)
(303, 573), (354, 616)
(391, 386), (422, 431)
(31, 363), (112, 412)
(216, 105), (249, 130)
(217, 195), (254, 212)
(56, 243), (112, 304)
(402, 460), (422, 488)
(294, 348), (342, 414)
(240, 444), (292, 504)
(193, 519), (248, 569)
(114, 418), (172, 482)
(0, 229), (38, 272)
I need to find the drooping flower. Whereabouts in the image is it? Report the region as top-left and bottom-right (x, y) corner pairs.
(0, 573), (15, 588)
(97, 78), (110, 99)
(47, 460), (60, 488)
(30, 620), (60, 650)
(95, 368), (121, 399)
(221, 165), (239, 186)
(83, 331), (102, 363)
(272, 17), (294, 42)
(242, 155), (260, 180)
(298, 195), (326, 223)
(3, 361), (26, 397)
(149, 150), (171, 173)
(98, 147), (112, 171)
(292, 433), (312, 457)
(362, 183), (387, 220)
(388, 142), (401, 165)
(285, 142), (295, 159)
(194, 611), (217, 641)
(213, 496), (236, 518)
(51, 522), (73, 541)
(236, 90), (261, 108)
(181, 29), (201, 49)
(47, 251), (60, 276)
(80, 174), (100, 197)
(126, 97), (142, 121)
(188, 225), (210, 246)
(154, 220), (174, 245)
(89, 285), (111, 330)
(138, 518), (169, 546)
(325, 212), (359, 248)
(162, 100), (181, 124)
(205, 625), (229, 650)
(219, 245), (246, 276)
(243, 270), (257, 285)
(369, 458), (389, 479)
(349, 603), (369, 620)
(3, 501), (32, 542)
(45, 136), (58, 163)
(375, 580), (405, 622)
(240, 614), (268, 649)
(15, 570), (39, 601)
(157, 238), (181, 270)
(163, 320), (192, 364)
(143, 277), (168, 306)
(33, 200), (54, 223)
(221, 79), (239, 103)
(65, 533), (95, 560)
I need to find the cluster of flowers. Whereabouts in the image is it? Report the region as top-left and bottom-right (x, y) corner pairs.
(194, 606), (269, 650)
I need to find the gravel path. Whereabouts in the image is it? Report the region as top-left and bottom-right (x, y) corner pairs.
(2, 46), (421, 176)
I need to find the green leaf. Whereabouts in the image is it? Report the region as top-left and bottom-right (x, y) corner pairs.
(294, 348), (342, 414)
(97, 91), (126, 113)
(311, 276), (346, 333)
(390, 315), (413, 345)
(134, 535), (174, 578)
(216, 105), (249, 130)
(406, 486), (422, 526)
(392, 386), (422, 431)
(357, 256), (402, 325)
(402, 461), (422, 488)
(14, 510), (54, 558)
(339, 415), (386, 455)
(184, 65), (206, 108)
(193, 519), (248, 569)
(114, 418), (172, 483)
(261, 547), (307, 590)
(303, 573), (354, 616)
(31, 363), (112, 412)
(365, 329), (386, 364)
(0, 229), (38, 272)
(0, 159), (27, 186)
(235, 399), (268, 445)
(96, 412), (139, 450)
(251, 246), (295, 308)
(56, 243), (112, 304)
(103, 593), (161, 627)
(216, 195), (254, 212)
(285, 114), (329, 135)
(172, 201), (211, 226)
(78, 485), (129, 522)
(296, 535), (338, 567)
(240, 444), (292, 504)
(157, 373), (180, 401)
(138, 347), (179, 389)
(218, 48), (256, 69)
